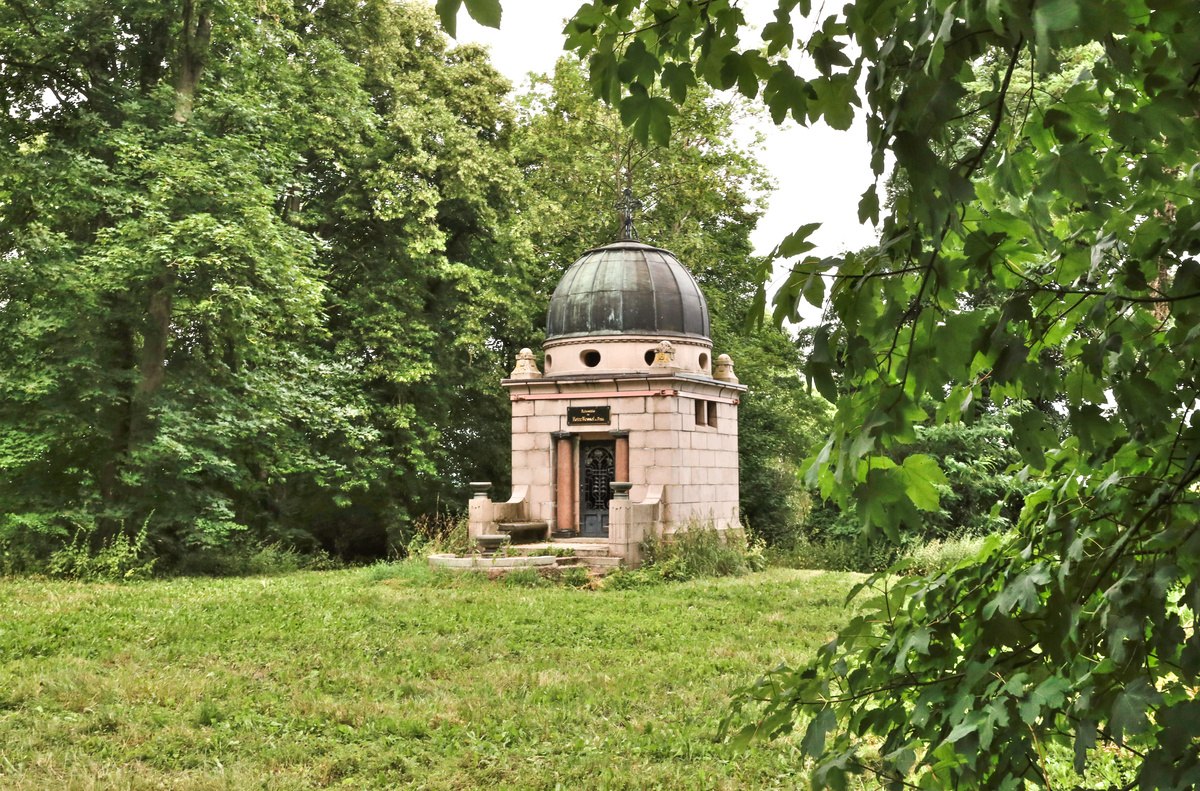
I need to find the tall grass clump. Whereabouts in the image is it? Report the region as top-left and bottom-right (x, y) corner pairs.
(639, 522), (765, 582)
(46, 517), (156, 582)
(403, 511), (471, 558)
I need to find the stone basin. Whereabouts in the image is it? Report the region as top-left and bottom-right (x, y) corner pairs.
(428, 553), (557, 569)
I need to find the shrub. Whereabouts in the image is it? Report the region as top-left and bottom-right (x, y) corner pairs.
(796, 410), (1031, 552)
(894, 535), (988, 576)
(767, 536), (902, 574)
(769, 534), (991, 575)
(169, 540), (341, 577)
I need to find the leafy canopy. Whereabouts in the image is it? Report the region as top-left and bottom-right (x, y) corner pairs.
(555, 0), (1200, 787)
(0, 0), (528, 563)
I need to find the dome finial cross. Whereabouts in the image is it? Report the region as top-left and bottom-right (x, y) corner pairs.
(614, 187), (643, 241)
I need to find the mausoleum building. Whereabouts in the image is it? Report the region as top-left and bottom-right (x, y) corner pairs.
(469, 219), (745, 565)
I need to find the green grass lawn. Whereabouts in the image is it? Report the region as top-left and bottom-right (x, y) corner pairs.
(0, 564), (860, 789)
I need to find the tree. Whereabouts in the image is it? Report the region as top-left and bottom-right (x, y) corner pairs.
(0, 0), (377, 560)
(0, 0), (527, 564)
(513, 59), (831, 541)
(285, 0), (536, 555)
(491, 0), (1200, 786)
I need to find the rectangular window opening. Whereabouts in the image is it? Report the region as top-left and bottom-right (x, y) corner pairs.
(695, 399), (707, 426)
(707, 401), (718, 429)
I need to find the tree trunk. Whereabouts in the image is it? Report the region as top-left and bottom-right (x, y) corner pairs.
(173, 0), (211, 123)
(99, 317), (136, 520)
(129, 273), (174, 444)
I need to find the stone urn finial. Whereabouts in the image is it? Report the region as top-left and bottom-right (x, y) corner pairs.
(509, 347), (542, 379)
(650, 340), (676, 368)
(714, 353), (738, 383)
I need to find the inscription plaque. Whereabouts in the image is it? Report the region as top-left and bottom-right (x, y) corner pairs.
(567, 406), (611, 426)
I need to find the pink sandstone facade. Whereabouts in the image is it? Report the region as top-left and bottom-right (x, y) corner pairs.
(468, 238), (746, 565)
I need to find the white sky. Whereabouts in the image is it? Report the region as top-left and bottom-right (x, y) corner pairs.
(457, 4), (879, 319)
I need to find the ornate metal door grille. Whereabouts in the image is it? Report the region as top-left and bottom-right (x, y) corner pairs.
(579, 440), (615, 537)
(583, 446), (615, 509)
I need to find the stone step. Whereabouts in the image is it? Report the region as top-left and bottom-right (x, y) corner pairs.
(548, 554), (623, 571)
(578, 556), (623, 569)
(510, 541), (613, 558)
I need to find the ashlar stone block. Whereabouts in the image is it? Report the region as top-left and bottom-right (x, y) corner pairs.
(527, 415), (564, 433)
(611, 397), (647, 415)
(654, 413), (680, 431)
(645, 429), (678, 449)
(618, 413), (654, 431)
(534, 399), (564, 416)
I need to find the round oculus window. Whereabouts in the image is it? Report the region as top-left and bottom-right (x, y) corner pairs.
(581, 349), (601, 367)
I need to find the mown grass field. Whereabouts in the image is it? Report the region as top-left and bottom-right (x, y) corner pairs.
(0, 564), (860, 789)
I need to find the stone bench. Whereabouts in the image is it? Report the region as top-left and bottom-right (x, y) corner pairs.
(497, 521), (550, 544)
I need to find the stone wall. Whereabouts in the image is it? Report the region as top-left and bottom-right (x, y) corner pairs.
(505, 372), (744, 540)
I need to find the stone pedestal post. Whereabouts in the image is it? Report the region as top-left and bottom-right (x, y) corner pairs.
(467, 482), (493, 542)
(553, 432), (575, 537)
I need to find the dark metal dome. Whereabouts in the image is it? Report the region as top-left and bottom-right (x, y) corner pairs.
(545, 241), (711, 340)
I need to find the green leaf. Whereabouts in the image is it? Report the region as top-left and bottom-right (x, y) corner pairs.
(810, 74), (856, 130)
(777, 222), (821, 258)
(807, 326), (838, 402)
(946, 721), (977, 743)
(589, 49), (621, 105)
(1033, 0), (1080, 52)
(763, 67), (809, 124)
(900, 454), (947, 512)
(985, 564), (1051, 618)
(1018, 675), (1071, 725)
(801, 707), (836, 757)
(857, 185), (879, 225)
(618, 85), (677, 146)
(462, 0), (501, 29)
(618, 38), (659, 86)
(808, 32), (851, 77)
(1011, 409), (1055, 469)
(435, 0), (463, 37)
(762, 19), (794, 56)
(660, 62), (696, 104)
(1111, 677), (1159, 741)
(894, 626), (931, 671)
